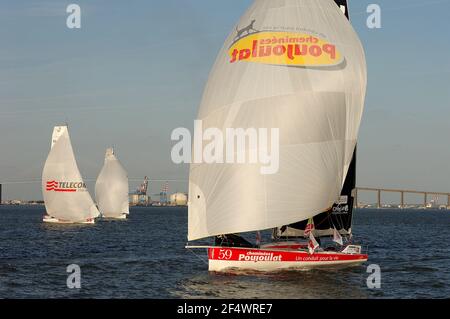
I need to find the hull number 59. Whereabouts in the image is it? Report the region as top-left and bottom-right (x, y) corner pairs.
(218, 249), (232, 260)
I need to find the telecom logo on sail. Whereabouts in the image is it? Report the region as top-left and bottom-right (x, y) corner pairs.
(45, 181), (87, 192)
(229, 31), (343, 67)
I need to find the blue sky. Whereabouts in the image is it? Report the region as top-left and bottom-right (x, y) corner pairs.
(0, 0), (449, 201)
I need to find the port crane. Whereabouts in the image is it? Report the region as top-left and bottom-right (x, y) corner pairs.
(135, 176), (149, 196)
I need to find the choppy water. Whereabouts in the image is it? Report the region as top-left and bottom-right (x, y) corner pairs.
(0, 206), (449, 298)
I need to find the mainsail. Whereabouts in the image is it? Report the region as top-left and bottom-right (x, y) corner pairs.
(95, 148), (130, 218)
(188, 0), (367, 241)
(42, 126), (100, 222)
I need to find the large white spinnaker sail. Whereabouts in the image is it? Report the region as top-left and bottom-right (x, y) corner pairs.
(95, 148), (129, 218)
(188, 0), (367, 241)
(42, 126), (100, 223)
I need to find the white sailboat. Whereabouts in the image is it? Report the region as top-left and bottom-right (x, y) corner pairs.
(42, 125), (100, 224)
(187, 0), (368, 272)
(95, 148), (129, 219)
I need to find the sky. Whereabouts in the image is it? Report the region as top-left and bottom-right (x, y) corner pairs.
(0, 0), (449, 202)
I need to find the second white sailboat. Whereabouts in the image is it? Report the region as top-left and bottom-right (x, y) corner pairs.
(95, 148), (130, 220)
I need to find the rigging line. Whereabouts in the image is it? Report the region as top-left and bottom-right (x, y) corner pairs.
(315, 210), (334, 229)
(329, 203), (345, 229)
(0, 180), (41, 185)
(330, 206), (349, 233)
(186, 246), (209, 266)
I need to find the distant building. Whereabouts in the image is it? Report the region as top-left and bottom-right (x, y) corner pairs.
(129, 176), (150, 206)
(130, 194), (150, 206)
(130, 194), (139, 205)
(169, 193), (188, 206)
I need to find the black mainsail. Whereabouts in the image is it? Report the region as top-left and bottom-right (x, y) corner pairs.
(334, 0), (350, 19)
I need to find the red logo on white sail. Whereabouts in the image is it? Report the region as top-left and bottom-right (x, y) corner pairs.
(45, 181), (58, 191)
(45, 181), (85, 192)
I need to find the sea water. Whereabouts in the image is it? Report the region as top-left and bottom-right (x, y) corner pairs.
(0, 206), (449, 298)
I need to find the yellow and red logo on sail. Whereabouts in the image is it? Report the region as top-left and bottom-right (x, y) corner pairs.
(229, 32), (343, 67)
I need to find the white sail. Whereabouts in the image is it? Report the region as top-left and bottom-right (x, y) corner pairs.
(42, 126), (100, 222)
(95, 148), (129, 218)
(188, 0), (367, 241)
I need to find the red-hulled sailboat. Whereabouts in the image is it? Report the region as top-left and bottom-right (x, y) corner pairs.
(187, 0), (368, 272)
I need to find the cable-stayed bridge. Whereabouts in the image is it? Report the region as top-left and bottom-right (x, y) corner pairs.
(356, 187), (450, 209)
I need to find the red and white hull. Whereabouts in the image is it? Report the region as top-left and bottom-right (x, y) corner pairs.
(208, 245), (368, 272)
